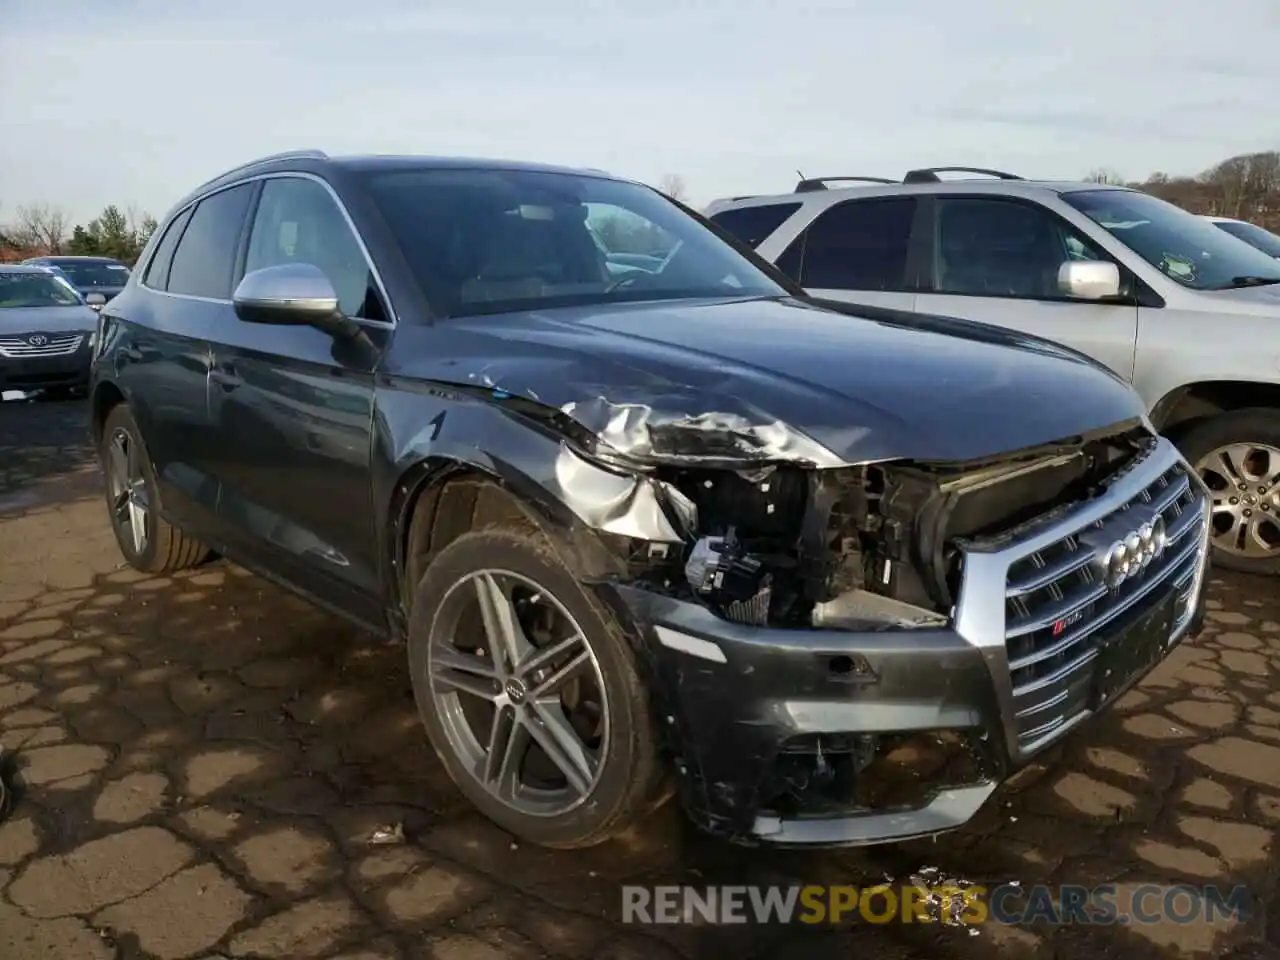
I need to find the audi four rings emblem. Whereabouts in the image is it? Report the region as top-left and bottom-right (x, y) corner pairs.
(1079, 506), (1168, 589)
(27, 334), (48, 346)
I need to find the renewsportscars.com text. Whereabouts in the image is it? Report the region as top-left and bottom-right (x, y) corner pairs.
(621, 883), (1253, 926)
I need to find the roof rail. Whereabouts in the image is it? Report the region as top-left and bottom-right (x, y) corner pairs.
(194, 149), (329, 192)
(795, 176), (896, 193)
(902, 166), (1023, 183)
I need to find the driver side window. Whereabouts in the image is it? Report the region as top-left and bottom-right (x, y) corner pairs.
(245, 177), (387, 321)
(935, 198), (1107, 300)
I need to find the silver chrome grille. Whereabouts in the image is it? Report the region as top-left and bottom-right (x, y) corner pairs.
(0, 334), (85, 358)
(1003, 459), (1206, 750)
(953, 438), (1211, 762)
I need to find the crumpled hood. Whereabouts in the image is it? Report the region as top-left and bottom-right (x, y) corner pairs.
(0, 305), (98, 336)
(402, 296), (1146, 466)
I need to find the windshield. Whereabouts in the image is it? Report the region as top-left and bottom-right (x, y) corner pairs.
(0, 272), (84, 308)
(360, 168), (786, 318)
(52, 260), (131, 288)
(1062, 190), (1280, 290)
(1212, 219), (1280, 259)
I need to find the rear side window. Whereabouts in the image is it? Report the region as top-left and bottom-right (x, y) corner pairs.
(775, 235), (804, 281)
(709, 203), (801, 248)
(143, 207), (193, 291)
(799, 198), (917, 291)
(167, 184), (254, 299)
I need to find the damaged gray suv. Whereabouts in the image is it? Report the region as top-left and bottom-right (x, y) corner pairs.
(90, 152), (1212, 849)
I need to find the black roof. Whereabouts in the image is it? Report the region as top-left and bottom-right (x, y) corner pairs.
(180, 149), (623, 212)
(328, 154), (615, 179)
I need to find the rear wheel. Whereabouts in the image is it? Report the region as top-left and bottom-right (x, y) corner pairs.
(99, 404), (208, 573)
(407, 526), (663, 848)
(1177, 408), (1280, 575)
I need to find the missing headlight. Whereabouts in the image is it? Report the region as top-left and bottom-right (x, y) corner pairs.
(684, 528), (774, 625)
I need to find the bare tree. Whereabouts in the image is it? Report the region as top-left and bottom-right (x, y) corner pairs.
(1084, 168), (1126, 186)
(1203, 151), (1280, 219)
(11, 202), (68, 254)
(658, 174), (688, 203)
(1127, 150), (1280, 227)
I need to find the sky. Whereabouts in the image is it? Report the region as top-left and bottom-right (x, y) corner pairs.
(2, 0), (1278, 226)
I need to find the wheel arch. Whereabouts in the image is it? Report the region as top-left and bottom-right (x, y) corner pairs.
(385, 453), (628, 630)
(1150, 380), (1280, 438)
(90, 379), (128, 444)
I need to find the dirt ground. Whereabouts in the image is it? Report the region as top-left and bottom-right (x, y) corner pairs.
(0, 397), (1277, 960)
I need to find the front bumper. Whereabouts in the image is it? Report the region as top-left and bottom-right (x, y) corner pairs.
(613, 439), (1212, 847)
(0, 340), (93, 392)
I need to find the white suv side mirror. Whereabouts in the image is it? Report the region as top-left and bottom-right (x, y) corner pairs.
(1058, 260), (1121, 300)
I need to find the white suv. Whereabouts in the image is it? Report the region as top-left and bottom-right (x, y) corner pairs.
(707, 167), (1280, 575)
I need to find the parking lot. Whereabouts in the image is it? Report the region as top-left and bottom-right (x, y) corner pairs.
(0, 397), (1276, 960)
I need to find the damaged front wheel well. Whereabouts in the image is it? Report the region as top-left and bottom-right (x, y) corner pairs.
(401, 468), (541, 608)
(396, 464), (630, 621)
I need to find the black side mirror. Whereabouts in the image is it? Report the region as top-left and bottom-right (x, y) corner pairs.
(233, 263), (357, 338)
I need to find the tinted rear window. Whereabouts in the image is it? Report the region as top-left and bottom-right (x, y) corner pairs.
(144, 207), (194, 291)
(800, 198), (917, 291)
(51, 261), (130, 287)
(709, 203), (801, 248)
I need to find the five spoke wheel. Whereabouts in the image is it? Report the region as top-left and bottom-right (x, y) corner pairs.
(427, 569), (608, 818)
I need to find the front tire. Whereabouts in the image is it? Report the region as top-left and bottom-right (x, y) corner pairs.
(1177, 408), (1280, 575)
(99, 404), (208, 574)
(407, 527), (663, 848)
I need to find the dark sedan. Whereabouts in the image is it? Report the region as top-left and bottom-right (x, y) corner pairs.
(0, 265), (99, 397)
(23, 255), (132, 307)
(88, 151), (1209, 850)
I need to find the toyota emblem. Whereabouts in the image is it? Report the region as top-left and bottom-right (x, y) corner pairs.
(1079, 506), (1168, 589)
(27, 334), (48, 346)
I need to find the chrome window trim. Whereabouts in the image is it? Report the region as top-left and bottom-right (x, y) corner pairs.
(138, 171), (398, 328)
(952, 437), (1212, 764)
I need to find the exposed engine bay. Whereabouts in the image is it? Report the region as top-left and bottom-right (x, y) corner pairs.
(622, 421), (1155, 629)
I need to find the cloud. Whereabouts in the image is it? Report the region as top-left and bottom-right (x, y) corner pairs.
(1, 0), (1276, 221)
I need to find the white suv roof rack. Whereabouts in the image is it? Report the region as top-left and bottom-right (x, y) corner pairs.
(790, 166), (1025, 193)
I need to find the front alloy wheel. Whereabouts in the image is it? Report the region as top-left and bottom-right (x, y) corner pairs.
(1195, 442), (1280, 561)
(408, 526), (663, 848)
(428, 569), (608, 816)
(1178, 407), (1280, 575)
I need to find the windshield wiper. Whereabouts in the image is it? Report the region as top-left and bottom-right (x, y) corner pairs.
(1221, 276), (1280, 289)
